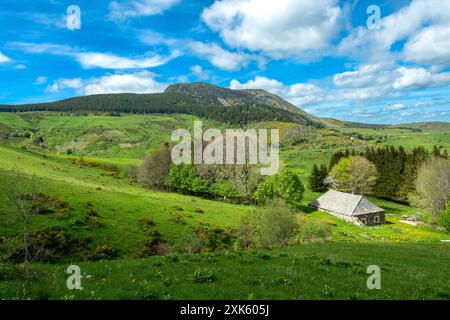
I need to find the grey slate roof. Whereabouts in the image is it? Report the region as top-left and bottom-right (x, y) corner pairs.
(309, 190), (385, 216)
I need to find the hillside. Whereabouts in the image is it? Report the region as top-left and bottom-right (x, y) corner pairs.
(0, 83), (323, 127)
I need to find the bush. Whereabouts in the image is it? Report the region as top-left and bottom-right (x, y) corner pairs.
(253, 170), (305, 210)
(139, 217), (155, 230)
(90, 245), (119, 261)
(239, 201), (299, 248)
(171, 213), (187, 225)
(439, 204), (450, 232)
(55, 208), (70, 220)
(189, 268), (216, 283)
(294, 218), (332, 244)
(6, 227), (71, 262)
(88, 216), (103, 228)
(193, 224), (235, 252)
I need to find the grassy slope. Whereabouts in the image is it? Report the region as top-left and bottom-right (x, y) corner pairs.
(0, 113), (449, 300)
(0, 113), (203, 159)
(0, 143), (447, 262)
(1, 243), (449, 300)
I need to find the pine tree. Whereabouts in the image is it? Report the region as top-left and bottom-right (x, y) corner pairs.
(308, 164), (328, 193)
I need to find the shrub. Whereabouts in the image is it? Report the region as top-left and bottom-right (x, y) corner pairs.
(183, 211), (193, 218)
(90, 245), (119, 261)
(88, 216), (103, 228)
(140, 231), (171, 257)
(171, 213), (187, 225)
(193, 225), (235, 251)
(239, 201), (298, 248)
(439, 204), (450, 232)
(294, 218), (332, 244)
(253, 170), (305, 210)
(139, 217), (155, 230)
(6, 227), (71, 262)
(55, 208), (70, 220)
(189, 268), (216, 283)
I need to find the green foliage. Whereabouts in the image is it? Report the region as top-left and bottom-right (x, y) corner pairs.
(239, 201), (299, 248)
(210, 181), (238, 198)
(166, 165), (209, 195)
(327, 156), (378, 195)
(294, 218), (332, 244)
(0, 84), (321, 126)
(140, 143), (172, 190)
(189, 268), (216, 283)
(193, 224), (235, 252)
(410, 157), (450, 219)
(308, 164), (328, 192)
(439, 205), (450, 232)
(253, 170), (305, 210)
(90, 245), (119, 261)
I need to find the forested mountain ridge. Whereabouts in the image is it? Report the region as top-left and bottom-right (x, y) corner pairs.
(0, 82), (324, 127)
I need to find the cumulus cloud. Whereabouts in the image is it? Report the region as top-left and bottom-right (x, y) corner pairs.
(109, 0), (180, 20)
(334, 63), (450, 92)
(76, 51), (180, 69)
(230, 76), (325, 106)
(84, 71), (166, 95)
(190, 65), (209, 80)
(404, 24), (450, 66)
(338, 0), (450, 64)
(8, 42), (179, 70)
(46, 71), (166, 96)
(188, 41), (256, 71)
(0, 52), (11, 63)
(46, 78), (83, 93)
(202, 0), (344, 59)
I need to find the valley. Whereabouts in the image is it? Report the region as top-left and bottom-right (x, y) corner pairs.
(0, 85), (449, 300)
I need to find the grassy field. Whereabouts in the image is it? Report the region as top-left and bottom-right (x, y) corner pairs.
(1, 243), (449, 300)
(0, 113), (449, 300)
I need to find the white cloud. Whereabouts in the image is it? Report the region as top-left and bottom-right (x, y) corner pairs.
(190, 65), (209, 80)
(230, 76), (284, 92)
(333, 63), (395, 89)
(46, 78), (83, 93)
(8, 42), (179, 70)
(230, 76), (325, 106)
(333, 63), (450, 92)
(404, 24), (450, 66)
(15, 64), (27, 70)
(188, 41), (254, 71)
(202, 0), (344, 59)
(84, 71), (166, 95)
(384, 103), (406, 111)
(393, 67), (450, 90)
(46, 71), (166, 95)
(76, 51), (180, 69)
(109, 0), (180, 20)
(338, 0), (450, 64)
(35, 76), (48, 85)
(0, 52), (11, 63)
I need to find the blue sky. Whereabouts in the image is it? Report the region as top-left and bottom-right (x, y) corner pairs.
(0, 0), (449, 124)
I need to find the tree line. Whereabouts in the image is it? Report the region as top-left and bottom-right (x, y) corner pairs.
(135, 142), (305, 209)
(0, 93), (320, 126)
(308, 145), (450, 228)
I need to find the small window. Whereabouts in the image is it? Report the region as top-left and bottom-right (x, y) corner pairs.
(374, 216), (380, 223)
(361, 218), (367, 224)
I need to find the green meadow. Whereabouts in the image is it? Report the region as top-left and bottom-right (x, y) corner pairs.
(0, 113), (449, 300)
